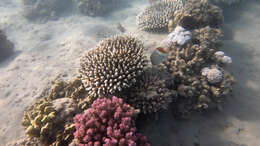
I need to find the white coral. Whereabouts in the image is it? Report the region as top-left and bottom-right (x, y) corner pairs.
(206, 68), (223, 84)
(166, 25), (192, 46)
(214, 51), (232, 64)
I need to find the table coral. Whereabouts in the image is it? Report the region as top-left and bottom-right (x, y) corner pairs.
(79, 34), (147, 99)
(73, 96), (150, 146)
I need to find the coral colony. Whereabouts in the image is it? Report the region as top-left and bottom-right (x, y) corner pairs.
(74, 96), (150, 146)
(6, 0), (239, 145)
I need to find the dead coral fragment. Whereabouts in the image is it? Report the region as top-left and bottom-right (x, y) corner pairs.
(171, 0), (223, 30)
(137, 0), (184, 32)
(125, 68), (177, 114)
(79, 34), (147, 98)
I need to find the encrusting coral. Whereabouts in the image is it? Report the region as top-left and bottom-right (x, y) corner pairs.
(77, 0), (123, 17)
(79, 34), (148, 99)
(137, 0), (184, 32)
(0, 30), (14, 62)
(124, 67), (177, 114)
(169, 0), (223, 31)
(73, 96), (150, 146)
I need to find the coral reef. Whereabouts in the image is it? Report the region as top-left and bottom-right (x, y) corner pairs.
(124, 67), (177, 114)
(137, 0), (184, 32)
(169, 0), (223, 30)
(76, 0), (123, 17)
(21, 97), (79, 145)
(161, 41), (235, 118)
(167, 25), (192, 46)
(6, 137), (41, 146)
(48, 78), (92, 110)
(191, 26), (223, 50)
(162, 44), (216, 76)
(21, 0), (73, 21)
(73, 96), (150, 146)
(0, 30), (14, 62)
(79, 34), (147, 99)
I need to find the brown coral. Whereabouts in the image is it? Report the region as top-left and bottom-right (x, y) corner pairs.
(137, 0), (184, 32)
(48, 78), (92, 110)
(170, 0), (223, 30)
(124, 67), (177, 114)
(21, 97), (79, 145)
(162, 44), (216, 76)
(192, 26), (223, 50)
(79, 34), (147, 99)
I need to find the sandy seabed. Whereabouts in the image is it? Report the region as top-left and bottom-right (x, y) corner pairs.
(0, 0), (259, 145)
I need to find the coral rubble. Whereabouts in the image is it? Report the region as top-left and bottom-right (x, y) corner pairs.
(0, 30), (14, 62)
(79, 34), (147, 99)
(73, 96), (150, 146)
(137, 0), (184, 32)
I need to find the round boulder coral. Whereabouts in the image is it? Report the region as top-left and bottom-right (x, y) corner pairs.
(79, 34), (147, 98)
(73, 96), (150, 146)
(137, 0), (184, 32)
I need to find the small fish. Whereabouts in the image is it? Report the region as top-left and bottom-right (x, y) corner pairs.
(150, 47), (169, 65)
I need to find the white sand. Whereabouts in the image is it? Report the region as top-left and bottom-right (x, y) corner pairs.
(0, 0), (259, 145)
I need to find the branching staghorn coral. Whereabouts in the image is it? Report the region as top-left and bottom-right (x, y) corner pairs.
(79, 34), (148, 99)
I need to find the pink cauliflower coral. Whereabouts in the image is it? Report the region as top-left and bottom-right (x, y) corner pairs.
(73, 96), (150, 146)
